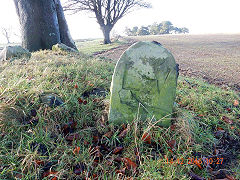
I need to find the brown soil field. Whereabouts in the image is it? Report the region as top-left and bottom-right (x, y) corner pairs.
(99, 34), (240, 91)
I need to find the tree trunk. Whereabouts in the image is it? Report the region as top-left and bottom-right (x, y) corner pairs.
(13, 0), (77, 52)
(101, 25), (112, 44)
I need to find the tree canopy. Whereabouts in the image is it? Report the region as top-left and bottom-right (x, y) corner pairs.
(64, 0), (151, 44)
(125, 21), (189, 36)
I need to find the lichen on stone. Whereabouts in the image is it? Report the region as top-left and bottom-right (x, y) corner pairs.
(109, 41), (178, 127)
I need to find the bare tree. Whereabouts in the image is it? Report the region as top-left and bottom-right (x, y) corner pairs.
(1, 27), (12, 44)
(13, 0), (77, 52)
(64, 0), (151, 44)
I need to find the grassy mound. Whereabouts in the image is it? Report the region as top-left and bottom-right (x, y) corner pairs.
(0, 49), (239, 179)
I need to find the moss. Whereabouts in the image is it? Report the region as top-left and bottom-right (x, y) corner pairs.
(109, 41), (178, 127)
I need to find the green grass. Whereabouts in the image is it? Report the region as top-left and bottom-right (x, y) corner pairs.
(0, 48), (239, 179)
(76, 39), (126, 55)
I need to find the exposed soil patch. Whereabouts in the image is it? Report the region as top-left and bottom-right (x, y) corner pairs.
(98, 34), (240, 91)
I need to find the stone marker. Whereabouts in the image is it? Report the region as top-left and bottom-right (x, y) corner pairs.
(52, 43), (78, 53)
(108, 41), (178, 127)
(0, 45), (31, 61)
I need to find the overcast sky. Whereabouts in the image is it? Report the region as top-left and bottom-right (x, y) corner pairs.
(0, 0), (240, 43)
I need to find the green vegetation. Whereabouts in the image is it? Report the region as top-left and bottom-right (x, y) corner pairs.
(76, 39), (126, 55)
(0, 41), (239, 179)
(125, 21), (189, 36)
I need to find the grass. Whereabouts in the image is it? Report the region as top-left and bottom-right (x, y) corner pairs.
(0, 40), (240, 179)
(76, 39), (127, 55)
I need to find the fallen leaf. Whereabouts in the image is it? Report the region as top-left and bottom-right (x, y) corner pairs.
(65, 133), (80, 141)
(141, 132), (151, 144)
(168, 149), (173, 153)
(42, 171), (58, 178)
(103, 131), (113, 138)
(52, 177), (58, 180)
(112, 147), (124, 154)
(168, 140), (176, 150)
(217, 127), (224, 131)
(73, 146), (80, 155)
(222, 116), (233, 125)
(84, 140), (89, 145)
(78, 98), (83, 104)
(226, 108), (232, 112)
(93, 136), (99, 143)
(35, 160), (45, 166)
(83, 100), (87, 105)
(233, 100), (239, 107)
(92, 174), (98, 179)
(15, 173), (23, 179)
(89, 146), (102, 161)
(122, 158), (137, 173)
(170, 124), (176, 131)
(115, 167), (126, 174)
(118, 128), (128, 139)
(74, 84), (78, 89)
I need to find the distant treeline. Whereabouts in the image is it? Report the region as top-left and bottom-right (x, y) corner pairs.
(125, 21), (189, 36)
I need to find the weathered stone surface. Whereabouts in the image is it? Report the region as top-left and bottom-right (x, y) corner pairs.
(109, 41), (179, 127)
(52, 43), (78, 53)
(0, 45), (31, 61)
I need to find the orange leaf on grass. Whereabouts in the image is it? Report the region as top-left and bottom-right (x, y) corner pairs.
(233, 100), (239, 107)
(170, 124), (176, 131)
(42, 171), (58, 178)
(217, 127), (224, 131)
(78, 98), (83, 104)
(35, 160), (45, 166)
(118, 128), (129, 139)
(52, 177), (58, 180)
(103, 131), (113, 138)
(74, 84), (78, 89)
(122, 158), (137, 172)
(226, 108), (232, 112)
(141, 132), (151, 144)
(92, 174), (98, 179)
(112, 147), (124, 154)
(73, 147), (80, 155)
(115, 167), (126, 174)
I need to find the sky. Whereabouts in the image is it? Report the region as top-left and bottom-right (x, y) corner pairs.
(0, 0), (240, 43)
